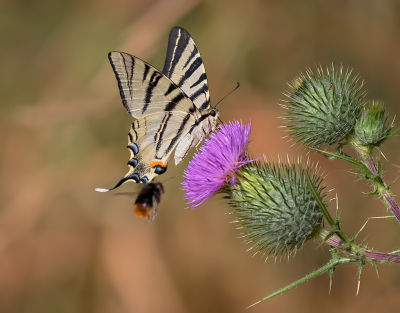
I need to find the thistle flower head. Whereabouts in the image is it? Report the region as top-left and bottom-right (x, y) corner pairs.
(283, 65), (365, 148)
(354, 100), (392, 147)
(182, 120), (252, 208)
(227, 159), (326, 256)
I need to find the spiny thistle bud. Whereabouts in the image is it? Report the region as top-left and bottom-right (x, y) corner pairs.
(283, 66), (365, 148)
(226, 160), (326, 256)
(354, 101), (392, 148)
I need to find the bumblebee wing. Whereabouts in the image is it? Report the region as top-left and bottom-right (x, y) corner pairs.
(147, 194), (159, 222)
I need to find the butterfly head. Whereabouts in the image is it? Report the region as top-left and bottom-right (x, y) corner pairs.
(210, 108), (219, 120)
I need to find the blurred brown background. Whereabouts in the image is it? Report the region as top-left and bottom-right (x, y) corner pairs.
(1, 0), (400, 312)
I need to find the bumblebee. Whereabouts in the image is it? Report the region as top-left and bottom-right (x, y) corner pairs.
(132, 181), (164, 222)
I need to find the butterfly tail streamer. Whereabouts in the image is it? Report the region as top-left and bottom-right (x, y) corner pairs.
(95, 175), (134, 193)
(95, 188), (111, 193)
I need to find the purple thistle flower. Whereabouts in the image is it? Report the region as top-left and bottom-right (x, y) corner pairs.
(182, 120), (252, 208)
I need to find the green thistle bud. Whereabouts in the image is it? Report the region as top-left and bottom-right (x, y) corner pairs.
(226, 159), (326, 256)
(354, 101), (392, 148)
(283, 66), (365, 147)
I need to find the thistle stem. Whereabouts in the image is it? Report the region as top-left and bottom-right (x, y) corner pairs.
(362, 155), (400, 225)
(324, 230), (348, 248)
(362, 250), (400, 263)
(382, 191), (400, 224)
(345, 135), (400, 225)
(363, 157), (378, 177)
(252, 225), (400, 306)
(316, 228), (400, 264)
(249, 257), (354, 305)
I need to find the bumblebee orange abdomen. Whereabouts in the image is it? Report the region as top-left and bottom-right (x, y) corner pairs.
(134, 203), (152, 218)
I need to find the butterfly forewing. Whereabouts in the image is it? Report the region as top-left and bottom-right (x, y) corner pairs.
(162, 27), (211, 113)
(108, 52), (199, 118)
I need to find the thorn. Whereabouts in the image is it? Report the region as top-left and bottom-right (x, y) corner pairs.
(356, 280), (360, 296)
(246, 300), (261, 309)
(357, 216), (394, 238)
(373, 262), (380, 279)
(380, 149), (388, 161)
(329, 279), (332, 295)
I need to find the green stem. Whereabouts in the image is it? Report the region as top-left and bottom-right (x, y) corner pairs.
(305, 173), (351, 246)
(362, 157), (400, 224)
(306, 173), (335, 226)
(346, 133), (400, 225)
(313, 225), (347, 248)
(248, 257), (354, 306)
(314, 227), (400, 264)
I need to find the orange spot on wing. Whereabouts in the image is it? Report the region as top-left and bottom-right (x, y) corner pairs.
(150, 161), (167, 168)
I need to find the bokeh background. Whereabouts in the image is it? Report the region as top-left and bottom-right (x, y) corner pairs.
(1, 0), (400, 312)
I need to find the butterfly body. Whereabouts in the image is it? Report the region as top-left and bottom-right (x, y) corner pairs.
(97, 27), (218, 192)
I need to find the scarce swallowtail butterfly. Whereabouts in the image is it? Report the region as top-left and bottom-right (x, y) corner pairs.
(96, 27), (219, 192)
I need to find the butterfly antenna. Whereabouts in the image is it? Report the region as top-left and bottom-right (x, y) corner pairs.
(214, 82), (240, 108)
(114, 192), (138, 197)
(160, 176), (175, 184)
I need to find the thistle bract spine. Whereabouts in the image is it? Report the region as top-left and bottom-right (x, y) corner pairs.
(354, 101), (391, 148)
(284, 66), (365, 148)
(227, 160), (326, 256)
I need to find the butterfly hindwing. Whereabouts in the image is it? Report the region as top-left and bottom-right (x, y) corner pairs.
(162, 27), (211, 113)
(104, 110), (197, 190)
(174, 115), (215, 165)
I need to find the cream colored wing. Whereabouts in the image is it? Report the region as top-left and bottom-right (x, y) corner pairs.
(96, 111), (196, 191)
(96, 43), (213, 192)
(174, 115), (217, 165)
(108, 51), (200, 118)
(162, 27), (211, 112)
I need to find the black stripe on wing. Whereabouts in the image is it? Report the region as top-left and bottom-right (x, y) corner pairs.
(162, 27), (190, 77)
(177, 57), (203, 87)
(164, 93), (185, 111)
(190, 73), (207, 88)
(162, 27), (211, 113)
(143, 63), (150, 82)
(143, 71), (162, 114)
(164, 113), (192, 154)
(183, 47), (198, 69)
(155, 113), (172, 151)
(190, 84), (209, 107)
(109, 52), (134, 113)
(165, 83), (178, 96)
